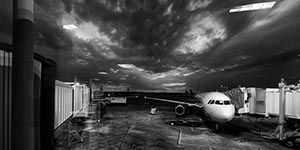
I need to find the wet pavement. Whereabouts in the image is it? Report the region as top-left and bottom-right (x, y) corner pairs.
(55, 105), (293, 150)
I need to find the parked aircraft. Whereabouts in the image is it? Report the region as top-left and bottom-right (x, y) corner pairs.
(144, 92), (235, 123)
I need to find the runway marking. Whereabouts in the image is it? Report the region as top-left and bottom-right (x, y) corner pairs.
(179, 143), (245, 150)
(117, 118), (131, 149)
(177, 129), (182, 145)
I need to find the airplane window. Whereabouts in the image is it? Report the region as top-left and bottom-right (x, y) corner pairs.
(224, 101), (231, 105)
(215, 100), (223, 105)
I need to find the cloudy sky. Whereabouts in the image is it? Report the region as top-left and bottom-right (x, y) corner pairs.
(1, 0), (300, 92)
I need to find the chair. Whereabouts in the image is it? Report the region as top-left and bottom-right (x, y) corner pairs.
(66, 120), (84, 147)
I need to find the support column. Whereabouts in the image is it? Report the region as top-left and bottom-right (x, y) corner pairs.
(12, 0), (34, 150)
(278, 78), (286, 140)
(40, 60), (56, 150)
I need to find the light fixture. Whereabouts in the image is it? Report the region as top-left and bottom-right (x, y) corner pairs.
(229, 1), (276, 13)
(117, 64), (136, 69)
(98, 72), (108, 75)
(63, 24), (78, 30)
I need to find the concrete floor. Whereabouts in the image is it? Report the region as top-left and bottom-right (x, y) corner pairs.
(55, 105), (293, 150)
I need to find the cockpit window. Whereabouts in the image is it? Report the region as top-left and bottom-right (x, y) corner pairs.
(208, 100), (215, 104)
(224, 101), (231, 105)
(215, 100), (223, 105)
(208, 100), (231, 105)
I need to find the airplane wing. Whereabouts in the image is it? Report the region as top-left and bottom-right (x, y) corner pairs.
(144, 96), (203, 108)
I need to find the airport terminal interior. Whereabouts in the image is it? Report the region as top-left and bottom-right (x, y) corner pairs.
(1, 0), (300, 150)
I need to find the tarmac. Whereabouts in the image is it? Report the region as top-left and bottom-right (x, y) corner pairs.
(55, 104), (294, 150)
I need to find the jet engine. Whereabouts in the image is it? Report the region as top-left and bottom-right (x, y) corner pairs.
(175, 104), (187, 116)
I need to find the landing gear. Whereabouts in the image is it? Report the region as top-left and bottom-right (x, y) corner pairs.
(204, 122), (221, 132)
(296, 137), (300, 148)
(213, 123), (227, 133)
(282, 137), (300, 148)
(215, 124), (220, 131)
(283, 138), (296, 148)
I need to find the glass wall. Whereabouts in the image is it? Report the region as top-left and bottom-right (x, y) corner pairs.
(0, 47), (42, 150)
(0, 48), (12, 150)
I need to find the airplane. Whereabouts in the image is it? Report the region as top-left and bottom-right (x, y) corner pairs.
(144, 91), (235, 125)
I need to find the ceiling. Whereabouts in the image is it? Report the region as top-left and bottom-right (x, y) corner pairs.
(1, 0), (300, 92)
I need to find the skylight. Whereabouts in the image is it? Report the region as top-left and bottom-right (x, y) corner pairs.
(229, 1), (276, 13)
(162, 82), (186, 87)
(98, 72), (108, 75)
(63, 24), (78, 30)
(117, 64), (136, 69)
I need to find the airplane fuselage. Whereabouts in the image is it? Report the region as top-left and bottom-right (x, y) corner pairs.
(144, 91), (235, 124)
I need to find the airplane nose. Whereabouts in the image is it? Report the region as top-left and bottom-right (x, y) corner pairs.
(209, 106), (235, 123)
(223, 113), (233, 121)
(223, 109), (235, 121)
